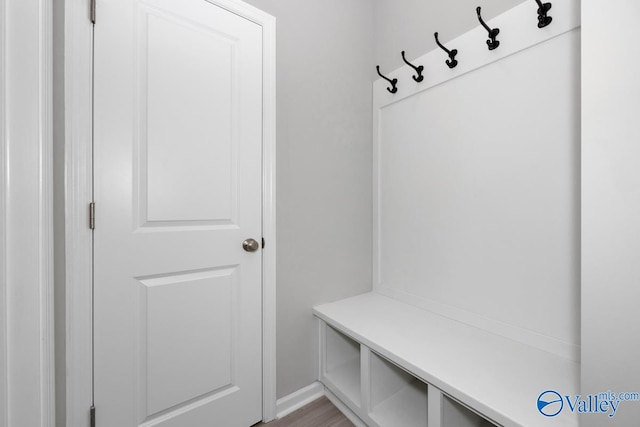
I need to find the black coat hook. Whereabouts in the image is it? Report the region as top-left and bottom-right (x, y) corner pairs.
(476, 7), (500, 50)
(535, 0), (552, 28)
(376, 66), (398, 94)
(434, 32), (458, 69)
(401, 51), (424, 82)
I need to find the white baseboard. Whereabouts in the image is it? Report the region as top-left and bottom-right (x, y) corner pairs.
(275, 381), (369, 426)
(275, 381), (325, 419)
(324, 389), (368, 427)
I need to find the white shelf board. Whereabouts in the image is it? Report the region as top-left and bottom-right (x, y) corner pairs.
(313, 292), (579, 427)
(370, 379), (427, 427)
(325, 358), (361, 406)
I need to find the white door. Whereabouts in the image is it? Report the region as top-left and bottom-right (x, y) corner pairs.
(93, 0), (263, 426)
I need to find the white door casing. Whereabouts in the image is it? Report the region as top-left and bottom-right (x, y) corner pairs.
(2, 0), (55, 426)
(94, 0), (264, 425)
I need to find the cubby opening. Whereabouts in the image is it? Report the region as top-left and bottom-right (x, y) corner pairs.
(369, 351), (428, 427)
(443, 395), (497, 427)
(324, 325), (361, 406)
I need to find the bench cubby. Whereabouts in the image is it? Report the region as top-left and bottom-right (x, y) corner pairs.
(443, 395), (496, 427)
(323, 324), (362, 407)
(369, 351), (428, 427)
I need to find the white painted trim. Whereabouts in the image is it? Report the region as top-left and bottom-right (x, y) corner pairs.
(324, 389), (368, 427)
(372, 0), (581, 361)
(275, 382), (367, 426)
(371, 0), (580, 110)
(39, 0), (56, 424)
(0, 1), (8, 425)
(275, 382), (325, 419)
(359, 346), (371, 416)
(427, 384), (444, 427)
(259, 8), (277, 424)
(3, 0), (55, 425)
(64, 0), (94, 426)
(64, 0), (277, 424)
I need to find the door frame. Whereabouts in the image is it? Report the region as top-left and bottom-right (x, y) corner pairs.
(64, 1), (277, 425)
(1, 0), (55, 426)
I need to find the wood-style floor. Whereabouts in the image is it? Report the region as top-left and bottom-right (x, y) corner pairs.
(254, 397), (354, 427)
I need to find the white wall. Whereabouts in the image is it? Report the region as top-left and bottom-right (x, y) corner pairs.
(218, 0), (376, 399)
(582, 1), (640, 425)
(373, 0), (525, 72)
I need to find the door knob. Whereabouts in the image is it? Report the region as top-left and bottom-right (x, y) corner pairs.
(242, 238), (260, 252)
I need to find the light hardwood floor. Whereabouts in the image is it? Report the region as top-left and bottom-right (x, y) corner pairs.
(254, 397), (354, 427)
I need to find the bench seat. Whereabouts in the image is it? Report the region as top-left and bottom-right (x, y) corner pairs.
(313, 292), (579, 427)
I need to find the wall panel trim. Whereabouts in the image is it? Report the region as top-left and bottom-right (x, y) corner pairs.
(372, 0), (580, 111)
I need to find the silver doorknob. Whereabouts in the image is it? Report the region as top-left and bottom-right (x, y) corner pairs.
(242, 238), (260, 252)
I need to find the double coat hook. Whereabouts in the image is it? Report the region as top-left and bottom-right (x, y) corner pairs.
(434, 32), (458, 69)
(376, 66), (398, 94)
(535, 0), (552, 28)
(401, 51), (424, 82)
(476, 7), (500, 50)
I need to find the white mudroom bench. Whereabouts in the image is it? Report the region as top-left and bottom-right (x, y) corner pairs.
(313, 292), (579, 427)
(316, 2), (582, 426)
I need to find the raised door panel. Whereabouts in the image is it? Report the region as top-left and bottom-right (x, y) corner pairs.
(139, 10), (238, 226)
(140, 267), (237, 418)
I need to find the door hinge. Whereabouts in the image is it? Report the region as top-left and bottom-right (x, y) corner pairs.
(262, 238), (265, 249)
(90, 0), (96, 24)
(90, 405), (96, 427)
(89, 202), (96, 230)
